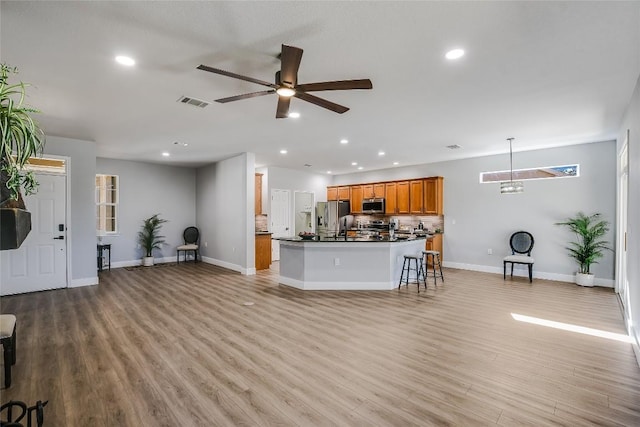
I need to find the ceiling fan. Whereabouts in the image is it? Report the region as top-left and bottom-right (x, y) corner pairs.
(197, 44), (373, 118)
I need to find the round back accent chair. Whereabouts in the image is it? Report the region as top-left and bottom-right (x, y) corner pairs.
(177, 226), (200, 264)
(503, 231), (535, 283)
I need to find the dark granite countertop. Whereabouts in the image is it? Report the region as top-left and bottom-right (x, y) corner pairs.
(274, 235), (429, 243)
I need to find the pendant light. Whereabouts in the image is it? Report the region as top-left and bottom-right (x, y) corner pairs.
(500, 137), (524, 194)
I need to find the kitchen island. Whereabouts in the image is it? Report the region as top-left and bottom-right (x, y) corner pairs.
(274, 236), (428, 290)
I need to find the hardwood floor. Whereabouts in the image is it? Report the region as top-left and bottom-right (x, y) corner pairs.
(1, 263), (639, 426)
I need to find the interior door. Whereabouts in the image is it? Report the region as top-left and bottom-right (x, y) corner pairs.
(270, 189), (291, 261)
(0, 174), (67, 295)
(616, 139), (629, 312)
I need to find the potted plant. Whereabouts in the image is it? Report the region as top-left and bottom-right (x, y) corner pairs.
(556, 212), (611, 287)
(138, 214), (167, 266)
(0, 64), (45, 250)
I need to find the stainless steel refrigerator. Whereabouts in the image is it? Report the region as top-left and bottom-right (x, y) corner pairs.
(316, 201), (351, 237)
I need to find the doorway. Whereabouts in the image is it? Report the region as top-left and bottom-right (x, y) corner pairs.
(616, 133), (630, 319)
(270, 189), (290, 261)
(294, 191), (315, 236)
(1, 173), (68, 295)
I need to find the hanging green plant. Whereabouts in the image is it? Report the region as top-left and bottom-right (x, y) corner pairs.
(0, 63), (45, 208)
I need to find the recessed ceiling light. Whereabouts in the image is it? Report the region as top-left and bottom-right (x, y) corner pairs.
(351, 162), (357, 166)
(288, 112), (300, 118)
(340, 139), (349, 144)
(378, 151), (385, 156)
(162, 152), (170, 157)
(326, 171), (332, 174)
(445, 49), (465, 60)
(358, 166), (364, 170)
(280, 149), (287, 154)
(115, 55), (135, 66)
(393, 162), (399, 165)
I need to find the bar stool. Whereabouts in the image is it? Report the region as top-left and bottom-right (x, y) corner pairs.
(399, 254), (425, 291)
(422, 250), (444, 285)
(0, 314), (17, 388)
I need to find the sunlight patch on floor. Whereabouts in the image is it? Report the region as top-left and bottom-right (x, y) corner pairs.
(511, 313), (633, 343)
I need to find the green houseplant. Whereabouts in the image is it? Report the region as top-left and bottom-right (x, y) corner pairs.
(0, 64), (45, 250)
(556, 212), (611, 286)
(138, 214), (168, 266)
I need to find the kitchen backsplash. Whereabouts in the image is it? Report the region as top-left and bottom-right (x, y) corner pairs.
(353, 215), (444, 233)
(255, 214), (268, 232)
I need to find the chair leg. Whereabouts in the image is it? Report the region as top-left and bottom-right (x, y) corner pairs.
(399, 258), (407, 287)
(504, 262), (506, 280)
(528, 264), (533, 283)
(11, 326), (16, 366)
(2, 336), (12, 388)
(510, 263), (514, 278)
(436, 254), (444, 282)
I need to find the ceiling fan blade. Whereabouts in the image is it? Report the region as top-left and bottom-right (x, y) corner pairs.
(197, 65), (276, 88)
(296, 79), (373, 92)
(276, 96), (291, 119)
(294, 92), (349, 114)
(215, 90), (275, 103)
(279, 45), (303, 87)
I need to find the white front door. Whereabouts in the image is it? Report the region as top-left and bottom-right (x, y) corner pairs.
(270, 189), (291, 261)
(0, 174), (67, 295)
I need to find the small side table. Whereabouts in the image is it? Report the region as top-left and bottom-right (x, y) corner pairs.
(97, 244), (111, 272)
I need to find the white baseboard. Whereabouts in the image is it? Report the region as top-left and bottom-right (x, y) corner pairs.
(278, 275), (394, 291)
(111, 256), (176, 269)
(201, 256), (251, 275)
(69, 277), (98, 288)
(442, 261), (614, 288)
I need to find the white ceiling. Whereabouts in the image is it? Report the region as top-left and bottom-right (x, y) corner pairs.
(2, 1), (639, 175)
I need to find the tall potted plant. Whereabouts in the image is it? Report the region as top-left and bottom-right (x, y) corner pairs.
(138, 214), (167, 266)
(0, 64), (45, 250)
(556, 212), (611, 287)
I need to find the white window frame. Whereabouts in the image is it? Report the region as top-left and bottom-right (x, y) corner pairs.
(96, 174), (119, 235)
(479, 164), (580, 184)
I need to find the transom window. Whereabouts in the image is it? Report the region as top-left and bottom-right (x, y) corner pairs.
(96, 174), (118, 235)
(480, 164), (579, 183)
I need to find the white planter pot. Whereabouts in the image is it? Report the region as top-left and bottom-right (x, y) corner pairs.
(142, 256), (154, 267)
(575, 272), (595, 287)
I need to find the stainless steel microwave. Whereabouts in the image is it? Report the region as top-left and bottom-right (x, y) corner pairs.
(362, 198), (385, 214)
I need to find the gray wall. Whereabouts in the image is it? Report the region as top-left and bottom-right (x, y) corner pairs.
(618, 73), (640, 352)
(45, 136), (97, 286)
(333, 141), (617, 284)
(196, 153), (254, 273)
(96, 158), (196, 265)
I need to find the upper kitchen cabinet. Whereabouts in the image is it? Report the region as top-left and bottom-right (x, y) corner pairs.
(327, 186), (350, 201)
(255, 173), (263, 215)
(396, 181), (410, 214)
(363, 183), (385, 199)
(423, 177), (444, 215)
(384, 182), (397, 214)
(409, 180), (423, 214)
(327, 186), (338, 201)
(350, 186), (363, 214)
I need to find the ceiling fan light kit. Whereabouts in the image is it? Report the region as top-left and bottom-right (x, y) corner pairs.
(501, 137), (524, 194)
(198, 44), (372, 118)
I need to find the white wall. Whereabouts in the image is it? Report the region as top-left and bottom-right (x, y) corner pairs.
(196, 153), (254, 274)
(45, 136), (97, 286)
(333, 141), (617, 284)
(618, 73), (640, 356)
(96, 158), (196, 266)
(264, 166), (332, 231)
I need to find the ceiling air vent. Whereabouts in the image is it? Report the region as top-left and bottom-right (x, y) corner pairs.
(177, 96), (210, 108)
(446, 144), (462, 150)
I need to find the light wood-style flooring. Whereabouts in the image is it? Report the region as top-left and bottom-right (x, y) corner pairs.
(1, 263), (639, 426)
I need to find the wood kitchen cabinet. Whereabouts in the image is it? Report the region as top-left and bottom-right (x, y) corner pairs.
(423, 177), (444, 215)
(337, 186), (350, 200)
(384, 182), (397, 214)
(410, 180), (423, 214)
(255, 233), (272, 270)
(327, 186), (338, 201)
(396, 181), (410, 214)
(255, 173), (263, 215)
(350, 185), (363, 214)
(363, 183), (385, 199)
(425, 233), (443, 265)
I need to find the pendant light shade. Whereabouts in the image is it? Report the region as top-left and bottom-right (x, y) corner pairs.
(501, 137), (524, 194)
